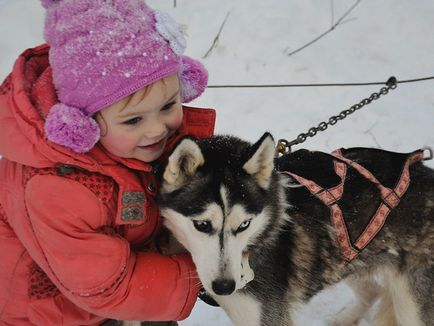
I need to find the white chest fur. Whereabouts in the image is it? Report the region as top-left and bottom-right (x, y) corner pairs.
(215, 292), (262, 326)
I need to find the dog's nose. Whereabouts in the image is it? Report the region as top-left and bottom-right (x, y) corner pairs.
(212, 278), (236, 295)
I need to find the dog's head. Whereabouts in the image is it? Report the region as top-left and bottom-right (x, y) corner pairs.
(159, 133), (284, 296)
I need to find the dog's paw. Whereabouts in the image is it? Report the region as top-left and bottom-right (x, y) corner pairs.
(240, 252), (254, 288)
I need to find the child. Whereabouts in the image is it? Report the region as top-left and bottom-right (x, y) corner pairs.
(0, 0), (215, 325)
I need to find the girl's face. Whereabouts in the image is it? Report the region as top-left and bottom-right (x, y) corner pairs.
(96, 73), (183, 162)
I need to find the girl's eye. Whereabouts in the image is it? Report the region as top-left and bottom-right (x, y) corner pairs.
(193, 220), (213, 233)
(123, 117), (142, 125)
(161, 101), (176, 111)
(236, 219), (251, 234)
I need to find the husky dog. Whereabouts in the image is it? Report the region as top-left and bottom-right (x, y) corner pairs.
(158, 133), (434, 326)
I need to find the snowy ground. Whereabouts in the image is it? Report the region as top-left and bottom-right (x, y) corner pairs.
(1, 0), (433, 325)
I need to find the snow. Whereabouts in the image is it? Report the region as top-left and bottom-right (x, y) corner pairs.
(1, 0), (433, 325)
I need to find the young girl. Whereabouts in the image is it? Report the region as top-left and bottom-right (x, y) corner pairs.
(0, 1), (215, 325)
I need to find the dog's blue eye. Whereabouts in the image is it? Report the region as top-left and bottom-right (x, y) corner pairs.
(193, 220), (213, 233)
(236, 219), (251, 234)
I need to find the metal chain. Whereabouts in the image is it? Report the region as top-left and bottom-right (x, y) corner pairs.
(276, 76), (398, 156)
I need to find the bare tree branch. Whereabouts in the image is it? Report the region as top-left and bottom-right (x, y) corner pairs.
(339, 17), (358, 27)
(203, 12), (231, 59)
(286, 0), (361, 57)
(334, 0), (361, 27)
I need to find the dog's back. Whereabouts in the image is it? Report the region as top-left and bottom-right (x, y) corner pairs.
(278, 147), (434, 325)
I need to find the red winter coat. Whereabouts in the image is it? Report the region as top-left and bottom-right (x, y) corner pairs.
(0, 45), (215, 326)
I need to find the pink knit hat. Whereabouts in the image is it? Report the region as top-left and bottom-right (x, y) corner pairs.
(41, 0), (208, 153)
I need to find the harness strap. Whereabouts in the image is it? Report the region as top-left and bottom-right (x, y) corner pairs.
(281, 149), (425, 263)
(331, 150), (424, 251)
(285, 161), (345, 205)
(331, 149), (400, 208)
(283, 160), (359, 262)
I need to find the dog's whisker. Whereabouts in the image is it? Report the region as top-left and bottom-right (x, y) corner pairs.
(178, 273), (201, 282)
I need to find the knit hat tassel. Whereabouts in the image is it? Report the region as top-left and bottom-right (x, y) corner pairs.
(180, 56), (208, 103)
(45, 103), (100, 153)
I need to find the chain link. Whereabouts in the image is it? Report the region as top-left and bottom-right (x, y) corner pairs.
(276, 77), (398, 156)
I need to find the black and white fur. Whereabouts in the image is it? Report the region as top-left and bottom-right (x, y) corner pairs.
(158, 133), (434, 326)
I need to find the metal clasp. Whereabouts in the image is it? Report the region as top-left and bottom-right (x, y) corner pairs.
(275, 139), (300, 158)
(422, 146), (433, 161)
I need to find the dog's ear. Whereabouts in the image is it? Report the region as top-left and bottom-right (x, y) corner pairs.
(162, 137), (204, 192)
(243, 132), (275, 188)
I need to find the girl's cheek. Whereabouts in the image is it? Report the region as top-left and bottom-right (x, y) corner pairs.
(170, 107), (183, 129)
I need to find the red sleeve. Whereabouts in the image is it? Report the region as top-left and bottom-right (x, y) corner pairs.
(25, 175), (199, 321)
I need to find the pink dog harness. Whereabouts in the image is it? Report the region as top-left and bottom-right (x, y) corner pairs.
(281, 148), (430, 263)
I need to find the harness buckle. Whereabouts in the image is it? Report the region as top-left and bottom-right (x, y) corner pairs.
(275, 138), (303, 157)
(422, 146), (433, 161)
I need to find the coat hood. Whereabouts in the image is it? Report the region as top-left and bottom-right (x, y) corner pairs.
(0, 45), (98, 169)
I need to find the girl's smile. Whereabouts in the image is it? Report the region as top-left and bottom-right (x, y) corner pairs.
(139, 136), (167, 151)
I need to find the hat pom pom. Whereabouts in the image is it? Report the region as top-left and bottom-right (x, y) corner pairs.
(180, 56), (208, 103)
(40, 0), (59, 9)
(45, 103), (100, 153)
